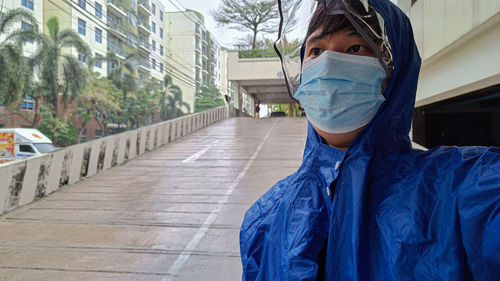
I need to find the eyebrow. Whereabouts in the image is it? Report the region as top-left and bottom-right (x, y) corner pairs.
(306, 29), (362, 45)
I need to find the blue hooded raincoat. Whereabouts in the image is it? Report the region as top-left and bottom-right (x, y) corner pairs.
(239, 0), (500, 280)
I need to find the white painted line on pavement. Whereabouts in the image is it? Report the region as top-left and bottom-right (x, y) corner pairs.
(182, 140), (219, 163)
(162, 119), (279, 281)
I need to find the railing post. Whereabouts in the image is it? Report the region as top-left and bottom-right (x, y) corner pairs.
(68, 144), (85, 185)
(128, 131), (138, 159)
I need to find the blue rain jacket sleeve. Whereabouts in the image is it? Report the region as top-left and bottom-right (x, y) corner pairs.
(240, 0), (500, 280)
(240, 124), (345, 281)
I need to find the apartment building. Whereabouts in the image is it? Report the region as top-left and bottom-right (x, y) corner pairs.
(165, 10), (222, 113)
(392, 0), (500, 148)
(0, 0), (44, 129)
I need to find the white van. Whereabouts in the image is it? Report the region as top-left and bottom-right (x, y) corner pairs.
(0, 128), (56, 160)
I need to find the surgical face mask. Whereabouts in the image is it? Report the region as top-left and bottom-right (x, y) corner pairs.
(294, 50), (386, 134)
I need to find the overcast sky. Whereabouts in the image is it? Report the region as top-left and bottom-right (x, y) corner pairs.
(161, 0), (316, 48)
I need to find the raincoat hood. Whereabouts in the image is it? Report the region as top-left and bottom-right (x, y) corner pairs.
(240, 1), (500, 280)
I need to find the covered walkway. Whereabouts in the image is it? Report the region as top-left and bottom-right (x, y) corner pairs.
(0, 118), (307, 281)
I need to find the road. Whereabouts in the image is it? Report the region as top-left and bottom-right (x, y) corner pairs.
(0, 117), (307, 281)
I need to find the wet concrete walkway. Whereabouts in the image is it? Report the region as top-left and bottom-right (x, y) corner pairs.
(0, 117), (307, 281)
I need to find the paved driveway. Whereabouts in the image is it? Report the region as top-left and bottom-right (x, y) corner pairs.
(0, 117), (307, 281)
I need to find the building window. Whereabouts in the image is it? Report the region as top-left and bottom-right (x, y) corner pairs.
(78, 0), (86, 9)
(152, 22), (156, 33)
(152, 59), (156, 70)
(152, 3), (156, 15)
(160, 63), (163, 73)
(95, 2), (102, 18)
(21, 0), (34, 10)
(95, 53), (102, 68)
(78, 52), (86, 62)
(160, 11), (163, 21)
(160, 27), (163, 38)
(95, 28), (102, 43)
(21, 96), (34, 110)
(81, 129), (87, 141)
(95, 130), (102, 138)
(160, 45), (163, 56)
(0, 124), (4, 128)
(21, 22), (33, 43)
(151, 40), (156, 51)
(78, 18), (86, 35)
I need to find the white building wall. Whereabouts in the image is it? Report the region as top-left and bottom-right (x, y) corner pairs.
(164, 11), (198, 113)
(405, 0), (500, 106)
(149, 0), (166, 81)
(70, 0), (108, 77)
(0, 0), (44, 59)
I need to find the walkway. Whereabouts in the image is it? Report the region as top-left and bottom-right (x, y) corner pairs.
(0, 117), (307, 281)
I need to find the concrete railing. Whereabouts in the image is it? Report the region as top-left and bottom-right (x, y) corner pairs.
(0, 106), (229, 216)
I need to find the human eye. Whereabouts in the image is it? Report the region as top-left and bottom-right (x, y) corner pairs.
(347, 44), (376, 57)
(310, 47), (324, 58)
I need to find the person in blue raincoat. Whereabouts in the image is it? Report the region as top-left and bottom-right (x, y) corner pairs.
(240, 0), (500, 280)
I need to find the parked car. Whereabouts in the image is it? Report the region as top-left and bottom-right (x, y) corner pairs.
(0, 128), (56, 162)
(270, 111), (287, 117)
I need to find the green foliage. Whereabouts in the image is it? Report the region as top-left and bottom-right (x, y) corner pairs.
(238, 48), (278, 58)
(161, 75), (190, 120)
(35, 17), (91, 115)
(0, 8), (38, 107)
(195, 86), (226, 113)
(38, 106), (78, 146)
(125, 79), (162, 128)
(270, 103), (303, 117)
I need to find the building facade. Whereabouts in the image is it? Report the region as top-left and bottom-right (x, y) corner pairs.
(392, 0), (500, 148)
(0, 0), (44, 129)
(165, 10), (222, 112)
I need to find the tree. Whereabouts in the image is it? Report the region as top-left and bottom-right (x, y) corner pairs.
(0, 7), (38, 107)
(211, 0), (298, 49)
(34, 17), (91, 120)
(105, 52), (138, 100)
(74, 72), (121, 142)
(105, 52), (138, 130)
(126, 79), (162, 129)
(37, 106), (78, 146)
(160, 75), (190, 120)
(195, 86), (226, 113)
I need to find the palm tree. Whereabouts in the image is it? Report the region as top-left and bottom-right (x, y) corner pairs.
(0, 7), (38, 107)
(103, 52), (138, 129)
(33, 16), (91, 120)
(161, 74), (190, 120)
(106, 52), (138, 100)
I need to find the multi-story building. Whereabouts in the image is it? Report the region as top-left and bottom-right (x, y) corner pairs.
(165, 10), (222, 112)
(0, 0), (44, 128)
(392, 0), (500, 148)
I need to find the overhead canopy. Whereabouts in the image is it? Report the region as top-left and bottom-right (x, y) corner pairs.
(227, 51), (296, 104)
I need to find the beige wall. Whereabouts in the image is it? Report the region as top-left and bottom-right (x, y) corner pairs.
(164, 12), (197, 113)
(406, 0), (500, 106)
(226, 51), (283, 81)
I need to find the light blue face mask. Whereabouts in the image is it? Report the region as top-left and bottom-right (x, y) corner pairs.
(294, 50), (387, 134)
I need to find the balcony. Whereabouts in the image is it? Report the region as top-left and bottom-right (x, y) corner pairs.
(106, 0), (126, 18)
(137, 58), (151, 72)
(138, 0), (152, 16)
(137, 20), (151, 35)
(107, 19), (126, 40)
(107, 44), (126, 60)
(138, 40), (150, 53)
